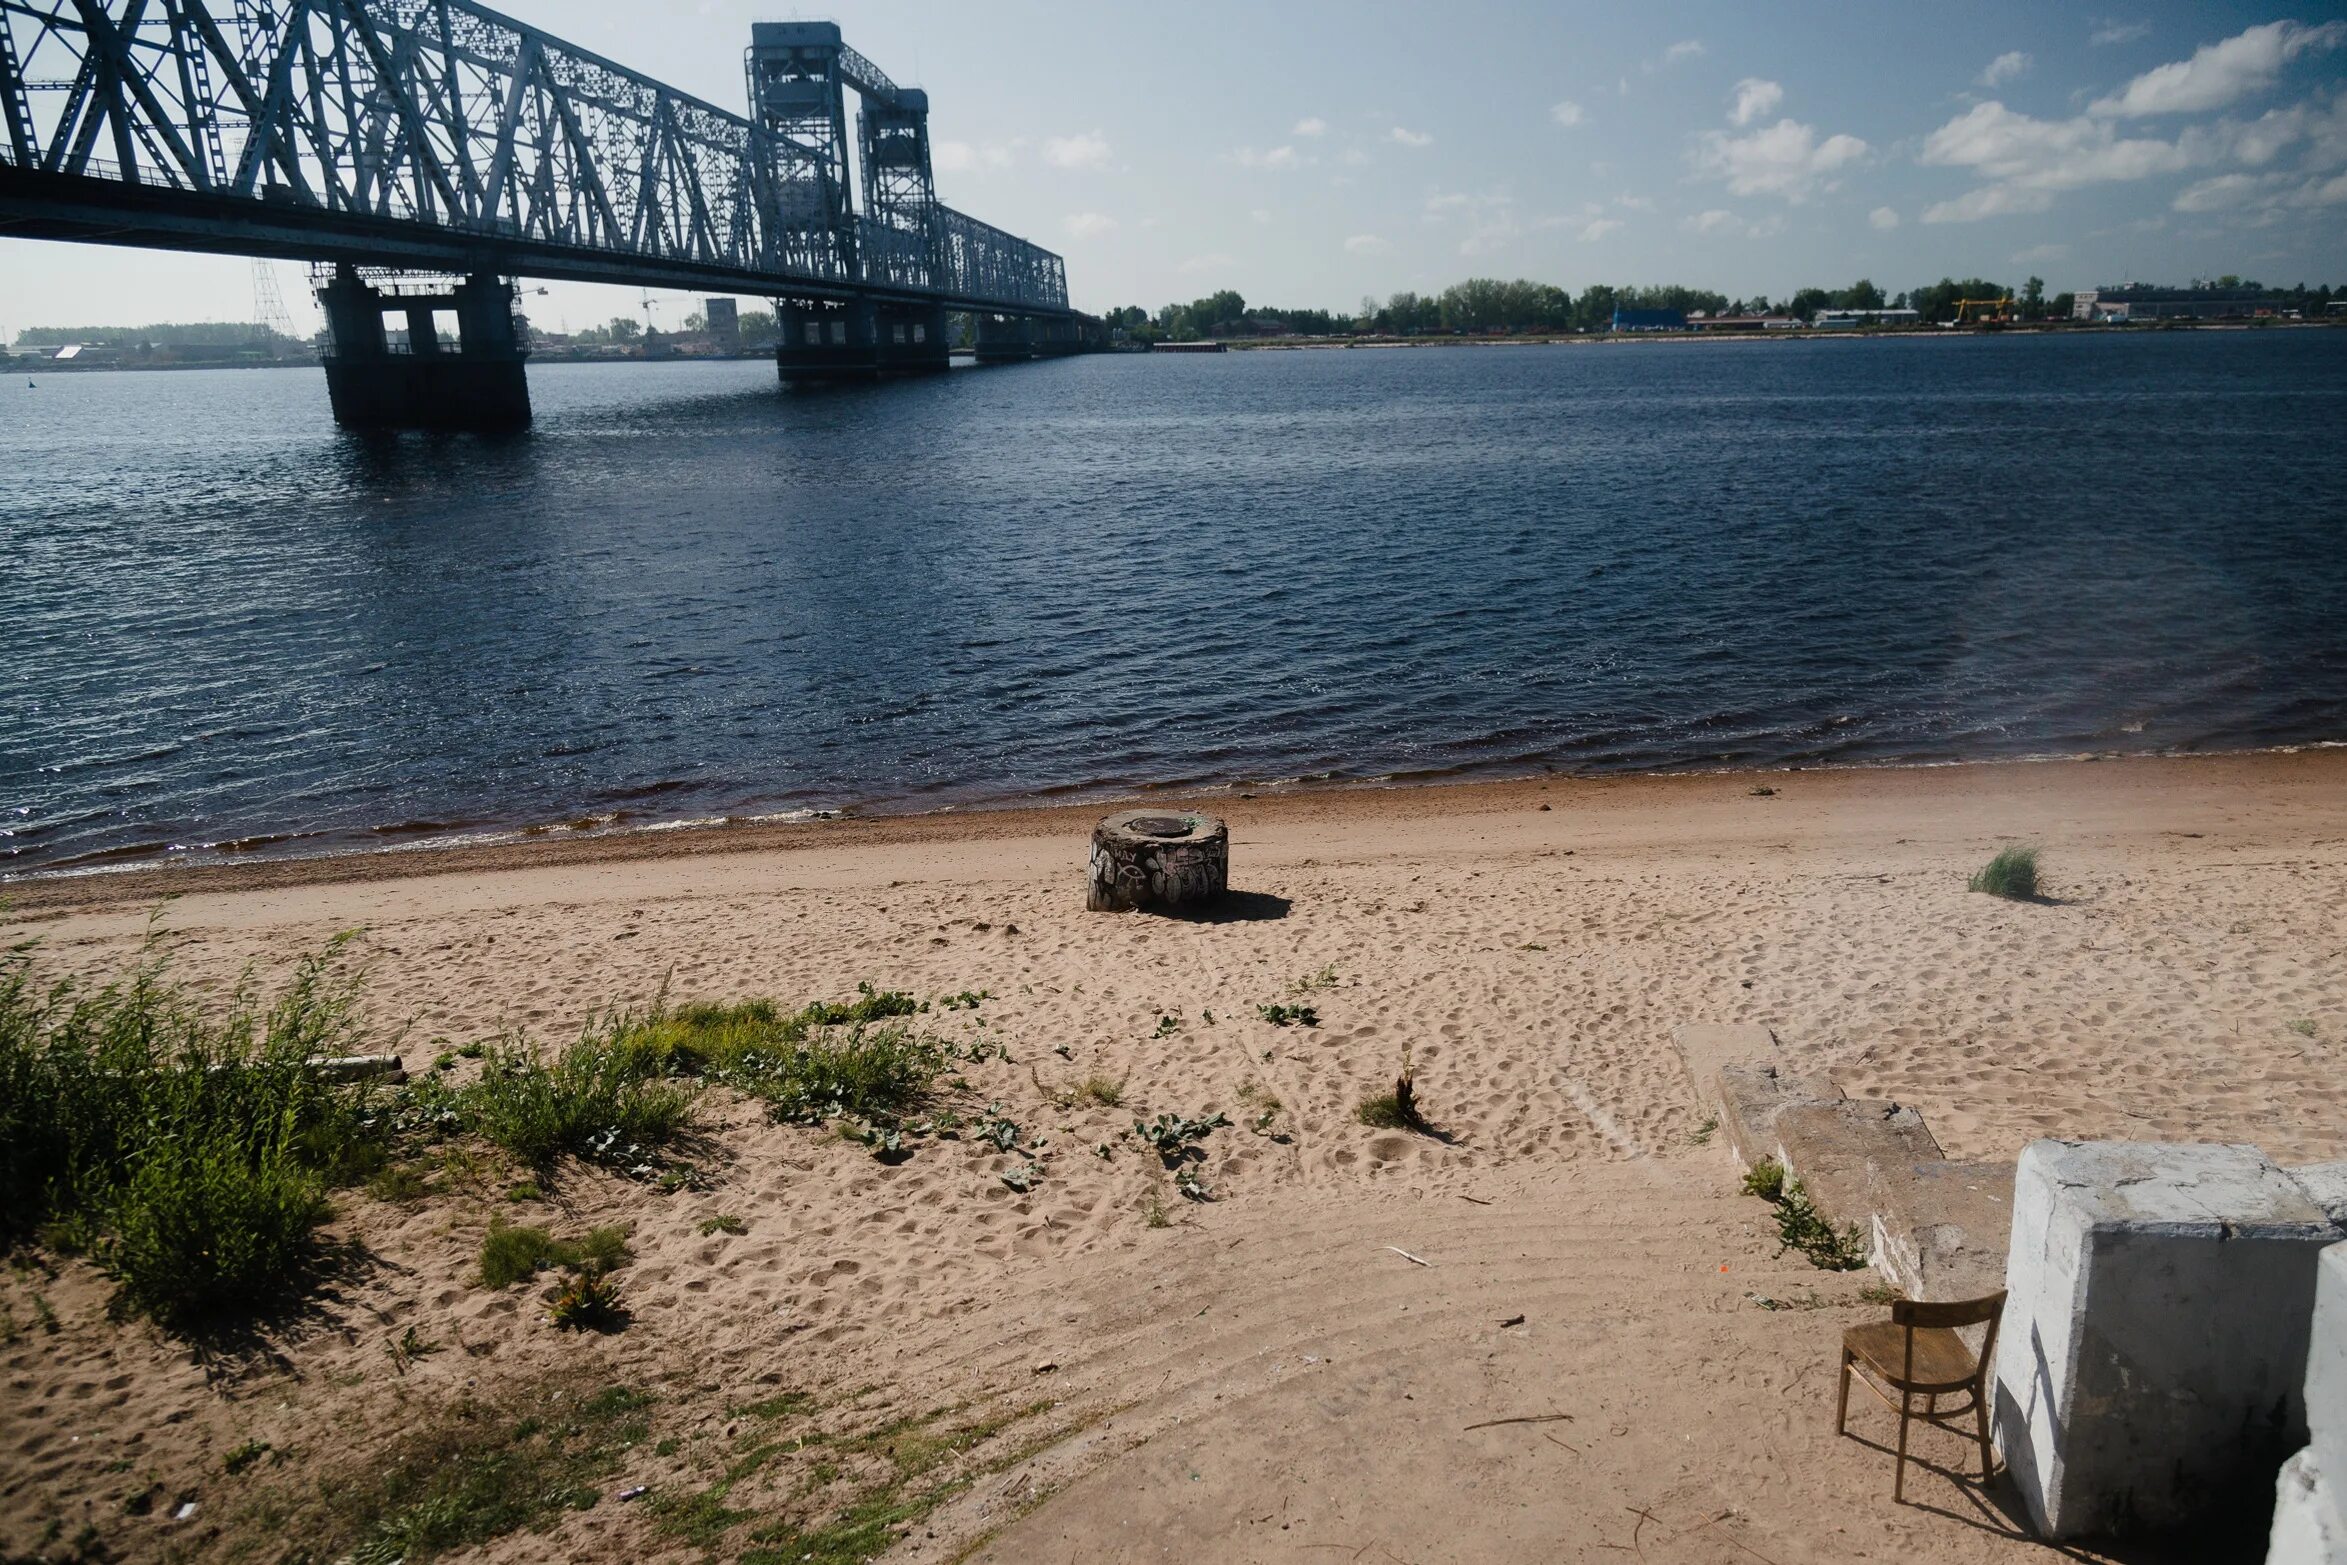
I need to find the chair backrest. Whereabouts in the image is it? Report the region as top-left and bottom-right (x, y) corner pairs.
(1892, 1290), (2007, 1378)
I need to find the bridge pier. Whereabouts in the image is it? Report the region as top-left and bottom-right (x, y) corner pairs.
(777, 299), (949, 384)
(317, 266), (531, 431)
(973, 313), (1034, 364)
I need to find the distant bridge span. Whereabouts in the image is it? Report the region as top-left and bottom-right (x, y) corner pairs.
(0, 2), (1101, 424)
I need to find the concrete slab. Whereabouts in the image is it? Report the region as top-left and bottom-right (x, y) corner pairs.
(1670, 1022), (1781, 1110)
(2313, 1245), (2347, 1514)
(2268, 1448), (2347, 1565)
(2297, 1165), (2347, 1229)
(1773, 1098), (1943, 1214)
(1712, 1061), (1841, 1171)
(1869, 1159), (2015, 1304)
(1994, 1140), (2346, 1540)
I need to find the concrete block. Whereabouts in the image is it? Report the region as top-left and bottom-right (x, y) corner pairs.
(1994, 1140), (2346, 1540)
(2267, 1448), (2347, 1565)
(1869, 1160), (2015, 1304)
(2296, 1166), (2347, 1229)
(1671, 1022), (1781, 1108)
(2313, 1245), (2347, 1509)
(1773, 1098), (1943, 1213)
(1712, 1061), (1840, 1171)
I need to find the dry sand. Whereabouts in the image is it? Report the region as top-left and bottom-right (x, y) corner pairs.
(4, 752), (2343, 1562)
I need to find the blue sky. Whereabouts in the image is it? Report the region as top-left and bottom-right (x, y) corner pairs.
(3, 0), (2344, 334)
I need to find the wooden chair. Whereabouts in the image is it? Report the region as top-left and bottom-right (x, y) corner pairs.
(1834, 1290), (2006, 1502)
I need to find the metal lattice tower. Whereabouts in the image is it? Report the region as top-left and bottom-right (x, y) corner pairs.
(251, 258), (295, 339)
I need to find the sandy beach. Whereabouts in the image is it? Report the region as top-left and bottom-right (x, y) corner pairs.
(5, 751), (2344, 1562)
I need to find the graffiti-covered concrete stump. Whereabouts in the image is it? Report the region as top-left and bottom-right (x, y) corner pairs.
(1087, 811), (1229, 913)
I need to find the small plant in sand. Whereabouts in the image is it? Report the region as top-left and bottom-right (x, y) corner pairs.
(1691, 1116), (1718, 1147)
(385, 1324), (441, 1373)
(1771, 1181), (1869, 1271)
(1000, 1163), (1042, 1194)
(1141, 1190), (1172, 1229)
(223, 1440), (275, 1476)
(1741, 1158), (1786, 1202)
(548, 1269), (628, 1331)
(1133, 1111), (1230, 1165)
(1968, 845), (2040, 901)
(1356, 1042), (1429, 1132)
(698, 1214), (747, 1237)
(1075, 1074), (1125, 1108)
(1292, 965), (1340, 994)
(1235, 1080), (1285, 1136)
(1174, 1167), (1213, 1203)
(1257, 1002), (1319, 1028)
(2287, 1018), (2317, 1038)
(1152, 1013), (1183, 1039)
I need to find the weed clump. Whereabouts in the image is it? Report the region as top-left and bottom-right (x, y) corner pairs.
(0, 936), (384, 1330)
(1739, 1161), (1866, 1270)
(1741, 1159), (1786, 1202)
(1968, 846), (2040, 901)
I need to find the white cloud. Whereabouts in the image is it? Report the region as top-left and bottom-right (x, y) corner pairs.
(1338, 147), (1372, 167)
(1922, 184), (2057, 224)
(1043, 132), (1113, 171)
(1683, 209), (1740, 235)
(1869, 205), (1901, 229)
(934, 139), (1013, 175)
(1233, 144), (1305, 171)
(1424, 188), (1521, 255)
(1578, 217), (1625, 241)
(1979, 51), (2030, 88)
(1061, 212), (1117, 238)
(1389, 126), (1434, 147)
(2173, 167), (2347, 213)
(2091, 19), (2151, 47)
(2090, 21), (2346, 117)
(1343, 233), (1390, 254)
(1293, 117), (1327, 138)
(2012, 242), (2071, 264)
(1693, 119), (1868, 200)
(1657, 39), (1704, 69)
(1730, 79), (1784, 127)
(1551, 99), (1586, 128)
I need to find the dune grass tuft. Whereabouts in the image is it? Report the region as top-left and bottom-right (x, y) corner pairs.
(1968, 846), (2040, 901)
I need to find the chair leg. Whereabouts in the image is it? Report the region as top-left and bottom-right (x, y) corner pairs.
(1972, 1389), (1995, 1481)
(1894, 1390), (1912, 1503)
(1835, 1352), (1852, 1435)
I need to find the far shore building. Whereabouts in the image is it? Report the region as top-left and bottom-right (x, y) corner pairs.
(2073, 284), (2303, 322)
(1813, 307), (1921, 328)
(1687, 314), (1801, 332)
(1610, 307), (1686, 332)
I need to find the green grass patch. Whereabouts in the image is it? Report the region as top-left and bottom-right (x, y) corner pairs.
(1968, 846), (2040, 900)
(289, 1379), (652, 1563)
(1356, 1093), (1406, 1129)
(477, 1220), (630, 1291)
(1741, 1159), (1785, 1201)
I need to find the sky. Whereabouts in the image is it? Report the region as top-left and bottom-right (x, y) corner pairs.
(3, 0), (2345, 338)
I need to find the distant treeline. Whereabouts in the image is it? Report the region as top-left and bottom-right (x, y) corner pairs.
(11, 321), (309, 351)
(1107, 276), (2347, 341)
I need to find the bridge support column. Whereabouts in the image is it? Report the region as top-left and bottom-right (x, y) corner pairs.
(318, 266), (531, 431)
(973, 313), (1033, 364)
(777, 298), (948, 384)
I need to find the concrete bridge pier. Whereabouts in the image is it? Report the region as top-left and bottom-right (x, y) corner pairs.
(317, 265), (530, 430)
(973, 313), (1034, 364)
(1030, 315), (1095, 358)
(777, 299), (949, 383)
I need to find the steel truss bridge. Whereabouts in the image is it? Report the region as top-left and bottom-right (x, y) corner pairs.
(0, 2), (1080, 331)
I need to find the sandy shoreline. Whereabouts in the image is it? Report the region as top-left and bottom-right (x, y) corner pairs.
(5, 749), (2343, 1561)
(10, 746), (2342, 914)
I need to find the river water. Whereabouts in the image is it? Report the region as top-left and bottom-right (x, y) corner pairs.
(5, 330), (2344, 873)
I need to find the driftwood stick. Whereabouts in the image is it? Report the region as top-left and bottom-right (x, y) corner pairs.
(1384, 1246), (1433, 1267)
(1463, 1412), (1576, 1431)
